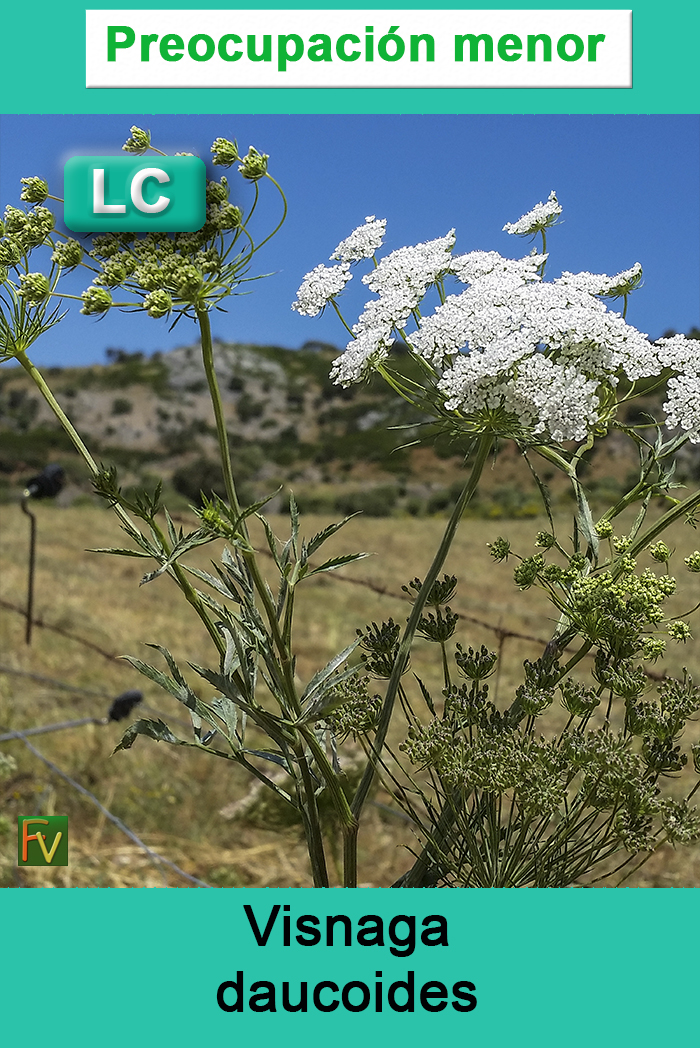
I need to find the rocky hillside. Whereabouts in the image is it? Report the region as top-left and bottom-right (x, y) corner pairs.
(1, 336), (698, 518)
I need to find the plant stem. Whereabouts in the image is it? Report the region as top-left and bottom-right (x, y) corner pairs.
(195, 310), (301, 693)
(623, 488), (700, 568)
(194, 312), (334, 879)
(196, 308), (244, 524)
(16, 350), (135, 535)
(349, 430), (494, 876)
(294, 742), (329, 887)
(299, 724), (358, 886)
(149, 519), (226, 658)
(19, 347), (227, 659)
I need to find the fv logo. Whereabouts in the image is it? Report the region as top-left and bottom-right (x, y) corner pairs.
(18, 816), (69, 866)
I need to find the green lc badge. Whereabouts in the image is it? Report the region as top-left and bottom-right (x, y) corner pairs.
(63, 156), (206, 232)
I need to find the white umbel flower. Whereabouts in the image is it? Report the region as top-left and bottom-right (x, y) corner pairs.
(292, 207), (700, 448)
(654, 333), (700, 375)
(331, 216), (387, 263)
(291, 262), (351, 317)
(663, 373), (700, 442)
(363, 231), (456, 303)
(450, 250), (544, 286)
(503, 191), (562, 236)
(330, 330), (395, 387)
(556, 263), (642, 298)
(508, 356), (600, 443)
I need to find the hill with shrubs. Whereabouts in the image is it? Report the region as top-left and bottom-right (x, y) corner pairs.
(1, 332), (698, 518)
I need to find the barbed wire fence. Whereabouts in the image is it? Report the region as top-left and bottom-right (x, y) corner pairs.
(0, 547), (668, 886)
(13, 733), (212, 888)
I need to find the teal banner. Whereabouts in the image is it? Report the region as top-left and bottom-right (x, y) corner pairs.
(2, 0), (700, 112)
(2, 888), (699, 1044)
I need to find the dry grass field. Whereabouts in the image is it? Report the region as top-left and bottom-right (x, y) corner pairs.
(1, 500), (699, 888)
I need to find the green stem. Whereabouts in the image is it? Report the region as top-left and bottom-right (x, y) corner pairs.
(622, 488), (700, 569)
(331, 299), (356, 339)
(300, 726), (356, 830)
(196, 310), (299, 684)
(19, 348), (227, 660)
(252, 174), (288, 254)
(294, 741), (329, 887)
(299, 724), (358, 887)
(559, 640), (593, 678)
(149, 519), (226, 658)
(16, 350), (136, 533)
(440, 639), (451, 691)
(350, 431), (494, 868)
(196, 308), (244, 524)
(243, 550), (300, 713)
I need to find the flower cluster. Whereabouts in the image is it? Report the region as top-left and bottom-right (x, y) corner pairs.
(291, 263), (351, 317)
(356, 619), (402, 679)
(122, 125), (152, 154)
(79, 166), (250, 316)
(331, 215), (386, 262)
(325, 676), (381, 740)
(502, 190), (562, 236)
(0, 128), (279, 343)
(1, 203), (55, 261)
(293, 198), (700, 446)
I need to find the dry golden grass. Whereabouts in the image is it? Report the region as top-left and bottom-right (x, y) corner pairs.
(1, 500), (698, 887)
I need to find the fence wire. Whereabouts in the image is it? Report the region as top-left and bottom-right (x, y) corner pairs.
(11, 731), (211, 888)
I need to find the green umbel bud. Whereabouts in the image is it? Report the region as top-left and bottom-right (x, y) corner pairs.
(641, 637), (666, 662)
(80, 286), (113, 315)
(417, 607), (459, 643)
(144, 289), (172, 318)
(122, 126), (151, 154)
(134, 262), (165, 292)
(560, 679), (600, 717)
(18, 272), (50, 304)
(667, 620), (692, 642)
(216, 203), (243, 231)
(454, 644), (498, 681)
(684, 551), (700, 573)
(20, 177), (49, 204)
(0, 239), (22, 266)
(594, 518), (613, 538)
(488, 537), (511, 562)
(51, 238), (83, 269)
(91, 234), (122, 258)
(3, 206), (27, 234)
(195, 248), (222, 274)
(513, 554), (544, 590)
(174, 265), (203, 298)
(238, 146), (269, 181)
(649, 541), (670, 563)
(357, 619), (401, 679)
(205, 178), (229, 205)
(97, 259), (128, 287)
(21, 206), (55, 248)
(211, 137), (239, 167)
(402, 574), (457, 608)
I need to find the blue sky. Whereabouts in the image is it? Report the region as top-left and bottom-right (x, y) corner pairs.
(1, 113), (698, 368)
